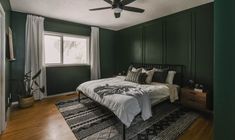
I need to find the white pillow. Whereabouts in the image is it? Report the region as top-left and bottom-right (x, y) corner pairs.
(165, 71), (176, 84)
(132, 67), (142, 72)
(142, 68), (156, 84)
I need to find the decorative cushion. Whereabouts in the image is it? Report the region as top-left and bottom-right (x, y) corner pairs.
(126, 65), (141, 76)
(165, 71), (177, 84)
(138, 73), (148, 84)
(132, 67), (142, 72)
(127, 65), (133, 72)
(125, 69), (142, 83)
(142, 68), (156, 84)
(152, 69), (168, 83)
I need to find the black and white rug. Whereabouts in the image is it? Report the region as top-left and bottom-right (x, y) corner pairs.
(56, 97), (199, 140)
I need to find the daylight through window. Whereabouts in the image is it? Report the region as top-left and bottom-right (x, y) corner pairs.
(44, 32), (89, 65)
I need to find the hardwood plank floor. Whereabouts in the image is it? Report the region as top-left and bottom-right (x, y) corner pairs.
(0, 93), (213, 140)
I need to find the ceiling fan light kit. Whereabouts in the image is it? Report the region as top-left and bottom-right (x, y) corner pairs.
(90, 0), (145, 18)
(114, 7), (122, 14)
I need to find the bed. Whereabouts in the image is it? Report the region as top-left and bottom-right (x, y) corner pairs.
(76, 63), (184, 140)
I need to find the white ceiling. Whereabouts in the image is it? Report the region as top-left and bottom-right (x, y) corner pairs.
(10, 0), (213, 31)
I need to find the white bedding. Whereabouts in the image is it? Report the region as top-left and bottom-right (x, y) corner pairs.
(76, 76), (178, 127)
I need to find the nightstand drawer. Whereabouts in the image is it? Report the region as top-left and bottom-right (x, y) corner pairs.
(181, 98), (207, 110)
(181, 92), (206, 103)
(180, 88), (208, 111)
(181, 88), (206, 98)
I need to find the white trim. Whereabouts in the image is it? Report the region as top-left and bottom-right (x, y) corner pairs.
(46, 91), (76, 98)
(0, 3), (6, 134)
(44, 31), (90, 66)
(11, 91), (77, 106)
(45, 31), (90, 39)
(11, 101), (19, 106)
(45, 64), (90, 68)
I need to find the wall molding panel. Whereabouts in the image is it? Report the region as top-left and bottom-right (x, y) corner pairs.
(116, 3), (213, 108)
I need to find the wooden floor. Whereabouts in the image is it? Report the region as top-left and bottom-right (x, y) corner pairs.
(0, 93), (213, 140)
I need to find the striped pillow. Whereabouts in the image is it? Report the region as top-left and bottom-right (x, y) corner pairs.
(125, 69), (141, 83)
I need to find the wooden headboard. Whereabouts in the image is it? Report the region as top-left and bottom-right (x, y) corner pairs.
(131, 63), (185, 86)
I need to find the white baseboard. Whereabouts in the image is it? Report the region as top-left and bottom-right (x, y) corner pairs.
(6, 107), (10, 120)
(11, 101), (18, 106)
(46, 91), (77, 98)
(5, 107), (11, 128)
(11, 91), (77, 106)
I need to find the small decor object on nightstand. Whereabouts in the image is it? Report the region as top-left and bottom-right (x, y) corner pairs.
(185, 79), (195, 89)
(194, 84), (204, 92)
(180, 87), (209, 112)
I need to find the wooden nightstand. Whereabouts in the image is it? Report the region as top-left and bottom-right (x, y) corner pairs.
(180, 88), (209, 112)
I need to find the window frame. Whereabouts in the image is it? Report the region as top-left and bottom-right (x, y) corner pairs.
(44, 31), (90, 67)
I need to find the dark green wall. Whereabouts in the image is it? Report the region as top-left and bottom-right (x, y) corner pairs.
(100, 28), (116, 78)
(0, 0), (11, 114)
(214, 0), (235, 139)
(116, 3), (214, 108)
(10, 11), (116, 98)
(46, 66), (90, 94)
(165, 11), (192, 79)
(116, 26), (143, 73)
(10, 12), (26, 101)
(44, 18), (91, 36)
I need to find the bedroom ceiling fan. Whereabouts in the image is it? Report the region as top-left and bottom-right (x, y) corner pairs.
(89, 0), (145, 18)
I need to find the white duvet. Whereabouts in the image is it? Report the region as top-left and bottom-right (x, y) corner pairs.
(76, 76), (178, 127)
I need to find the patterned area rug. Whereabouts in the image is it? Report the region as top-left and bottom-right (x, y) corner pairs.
(56, 97), (199, 140)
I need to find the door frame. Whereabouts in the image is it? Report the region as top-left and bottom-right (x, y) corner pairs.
(0, 2), (6, 134)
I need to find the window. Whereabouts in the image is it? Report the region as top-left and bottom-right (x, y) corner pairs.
(44, 32), (89, 66)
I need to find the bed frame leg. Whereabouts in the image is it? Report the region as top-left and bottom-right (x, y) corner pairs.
(123, 124), (126, 140)
(78, 91), (81, 103)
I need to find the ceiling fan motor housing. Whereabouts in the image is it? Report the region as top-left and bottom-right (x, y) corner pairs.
(112, 1), (123, 9)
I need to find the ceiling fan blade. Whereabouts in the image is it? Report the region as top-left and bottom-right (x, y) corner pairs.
(114, 13), (121, 18)
(123, 6), (145, 13)
(90, 7), (112, 11)
(103, 0), (113, 5)
(122, 0), (136, 5)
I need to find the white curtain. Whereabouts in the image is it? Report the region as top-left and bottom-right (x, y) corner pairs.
(25, 15), (46, 100)
(90, 27), (101, 80)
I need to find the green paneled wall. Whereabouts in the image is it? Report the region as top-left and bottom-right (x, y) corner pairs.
(115, 3), (214, 108)
(214, 0), (235, 139)
(0, 0), (11, 113)
(100, 29), (116, 78)
(116, 26), (143, 73)
(10, 11), (116, 98)
(194, 4), (214, 90)
(165, 12), (192, 79)
(143, 20), (163, 64)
